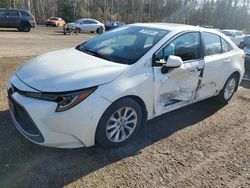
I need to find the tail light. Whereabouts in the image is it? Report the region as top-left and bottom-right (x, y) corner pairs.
(32, 16), (35, 21)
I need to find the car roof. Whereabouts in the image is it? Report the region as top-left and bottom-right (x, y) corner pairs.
(130, 23), (220, 33)
(77, 18), (99, 21)
(222, 29), (242, 32)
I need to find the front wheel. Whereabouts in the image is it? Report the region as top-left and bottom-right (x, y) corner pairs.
(96, 98), (143, 148)
(19, 22), (31, 32)
(97, 27), (104, 34)
(217, 74), (239, 103)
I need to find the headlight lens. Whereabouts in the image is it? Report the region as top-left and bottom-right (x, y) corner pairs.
(25, 87), (97, 112)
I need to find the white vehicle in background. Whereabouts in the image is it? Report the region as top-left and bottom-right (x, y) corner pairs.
(7, 23), (245, 148)
(222, 30), (244, 47)
(75, 18), (105, 34)
(63, 18), (105, 34)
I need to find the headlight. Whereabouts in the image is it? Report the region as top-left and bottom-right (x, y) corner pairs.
(25, 87), (97, 112)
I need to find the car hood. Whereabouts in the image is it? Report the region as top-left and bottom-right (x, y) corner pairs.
(16, 48), (128, 92)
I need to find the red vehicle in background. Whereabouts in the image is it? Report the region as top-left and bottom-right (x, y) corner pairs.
(45, 17), (65, 27)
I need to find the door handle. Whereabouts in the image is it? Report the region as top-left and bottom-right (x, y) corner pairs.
(224, 59), (231, 63)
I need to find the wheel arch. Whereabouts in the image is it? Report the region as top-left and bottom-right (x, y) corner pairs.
(19, 21), (31, 27)
(231, 71), (241, 91)
(110, 95), (148, 126)
(94, 95), (148, 147)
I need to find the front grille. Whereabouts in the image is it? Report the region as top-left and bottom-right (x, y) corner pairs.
(8, 89), (44, 143)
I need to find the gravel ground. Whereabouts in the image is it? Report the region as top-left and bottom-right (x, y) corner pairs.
(0, 27), (249, 188)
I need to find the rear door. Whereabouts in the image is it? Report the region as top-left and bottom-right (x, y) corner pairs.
(0, 9), (8, 27)
(80, 20), (90, 31)
(196, 32), (233, 100)
(89, 20), (99, 32)
(6, 10), (21, 28)
(153, 32), (205, 115)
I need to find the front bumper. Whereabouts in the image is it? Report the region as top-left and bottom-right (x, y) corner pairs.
(7, 76), (111, 148)
(30, 21), (36, 28)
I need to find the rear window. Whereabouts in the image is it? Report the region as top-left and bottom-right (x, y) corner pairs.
(235, 32), (243, 36)
(50, 17), (59, 20)
(20, 11), (30, 17)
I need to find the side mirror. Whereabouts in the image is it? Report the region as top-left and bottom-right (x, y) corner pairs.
(165, 55), (183, 68)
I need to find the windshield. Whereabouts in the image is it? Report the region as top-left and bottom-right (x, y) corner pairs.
(50, 17), (59, 20)
(222, 31), (233, 36)
(76, 26), (169, 65)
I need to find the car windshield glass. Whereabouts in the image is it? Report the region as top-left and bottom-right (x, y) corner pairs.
(222, 31), (233, 36)
(50, 17), (58, 20)
(76, 26), (169, 65)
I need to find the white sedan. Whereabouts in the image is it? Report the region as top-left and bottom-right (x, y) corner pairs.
(7, 23), (245, 148)
(222, 30), (244, 47)
(75, 18), (105, 34)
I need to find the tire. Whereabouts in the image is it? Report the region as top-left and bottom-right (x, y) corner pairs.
(96, 98), (143, 148)
(239, 42), (244, 49)
(216, 74), (239, 103)
(19, 22), (31, 32)
(97, 27), (104, 34)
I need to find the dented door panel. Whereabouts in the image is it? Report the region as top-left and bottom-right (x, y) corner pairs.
(153, 60), (204, 115)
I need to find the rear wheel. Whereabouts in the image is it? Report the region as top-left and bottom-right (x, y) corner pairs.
(96, 98), (143, 148)
(217, 74), (239, 103)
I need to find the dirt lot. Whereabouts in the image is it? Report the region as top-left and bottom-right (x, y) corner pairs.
(0, 27), (250, 188)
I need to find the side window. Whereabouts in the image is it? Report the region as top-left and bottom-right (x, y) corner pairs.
(82, 20), (89, 24)
(155, 32), (201, 62)
(0, 9), (8, 16)
(221, 38), (231, 53)
(90, 20), (97, 24)
(203, 32), (221, 56)
(9, 10), (20, 16)
(20, 11), (30, 17)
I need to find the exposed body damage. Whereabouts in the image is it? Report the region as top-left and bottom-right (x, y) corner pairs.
(153, 59), (205, 116)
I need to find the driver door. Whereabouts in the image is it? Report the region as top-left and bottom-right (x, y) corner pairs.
(153, 32), (205, 116)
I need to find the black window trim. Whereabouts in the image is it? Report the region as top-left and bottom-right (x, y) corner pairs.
(152, 31), (203, 67)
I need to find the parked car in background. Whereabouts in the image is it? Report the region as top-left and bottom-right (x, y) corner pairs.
(0, 8), (36, 32)
(45, 17), (65, 27)
(241, 35), (250, 70)
(64, 19), (104, 34)
(7, 23), (245, 148)
(74, 18), (105, 34)
(63, 22), (80, 35)
(105, 21), (125, 31)
(222, 30), (244, 47)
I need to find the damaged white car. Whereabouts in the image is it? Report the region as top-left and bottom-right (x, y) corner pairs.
(7, 23), (245, 148)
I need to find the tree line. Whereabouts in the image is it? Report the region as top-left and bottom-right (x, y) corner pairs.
(1, 0), (250, 31)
